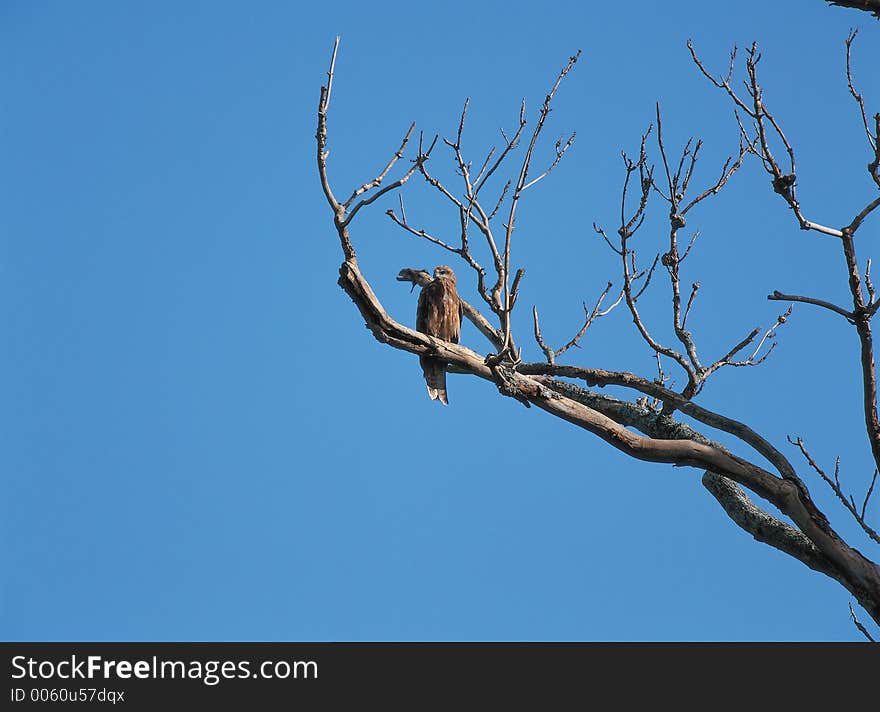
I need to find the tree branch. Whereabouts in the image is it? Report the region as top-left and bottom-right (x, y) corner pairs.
(824, 0), (880, 19)
(531, 282), (621, 364)
(768, 290), (854, 322)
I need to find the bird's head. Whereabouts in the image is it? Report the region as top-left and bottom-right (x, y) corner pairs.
(433, 265), (456, 283)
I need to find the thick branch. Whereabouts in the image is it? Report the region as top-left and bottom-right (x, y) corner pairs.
(702, 471), (851, 588)
(532, 376), (856, 590)
(519, 362), (798, 481)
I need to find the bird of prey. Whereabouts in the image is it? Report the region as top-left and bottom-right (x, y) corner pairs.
(416, 265), (462, 405)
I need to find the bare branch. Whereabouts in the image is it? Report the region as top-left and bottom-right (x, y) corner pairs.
(609, 127), (700, 393)
(632, 253), (660, 301)
(474, 101), (527, 196)
(845, 30), (876, 152)
(343, 144), (431, 227)
(849, 601), (876, 642)
(509, 268), (526, 309)
(703, 471), (853, 590)
(418, 144), (503, 286)
(473, 145), (497, 188)
(554, 286), (616, 358)
(521, 132), (577, 191)
(529, 375), (858, 594)
(682, 282), (699, 328)
(531, 283), (620, 365)
(702, 306), (791, 376)
(488, 180), (511, 221)
(650, 101), (754, 393)
(847, 195), (880, 235)
(681, 147), (748, 215)
(532, 306), (555, 363)
(387, 204), (464, 256)
(343, 122), (416, 208)
(826, 1), (880, 20)
(688, 39), (845, 238)
(324, 36), (339, 110)
(499, 51), (582, 356)
(871, 113), (880, 189)
(594, 222), (622, 256)
(862, 469), (878, 520)
(790, 437), (880, 545)
(316, 38), (342, 214)
(840, 30), (878, 195)
(619, 128), (654, 237)
(768, 290), (854, 322)
(840, 229), (880, 474)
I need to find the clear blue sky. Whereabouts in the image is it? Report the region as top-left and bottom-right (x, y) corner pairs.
(2, 1), (878, 641)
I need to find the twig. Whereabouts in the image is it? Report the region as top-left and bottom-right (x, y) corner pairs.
(848, 602), (876, 642)
(343, 141), (432, 227)
(845, 30), (876, 153)
(632, 253), (660, 301)
(846, 196), (880, 235)
(594, 222), (622, 256)
(531, 282), (621, 364)
(532, 306), (555, 363)
(862, 469), (878, 520)
(387, 205), (469, 256)
(343, 122), (416, 208)
(682, 282), (699, 328)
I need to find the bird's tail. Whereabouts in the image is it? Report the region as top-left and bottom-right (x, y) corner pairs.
(421, 356), (449, 405)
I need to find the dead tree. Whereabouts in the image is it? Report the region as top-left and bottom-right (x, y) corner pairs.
(316, 34), (880, 638)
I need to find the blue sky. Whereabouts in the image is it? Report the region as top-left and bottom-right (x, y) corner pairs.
(2, 1), (879, 641)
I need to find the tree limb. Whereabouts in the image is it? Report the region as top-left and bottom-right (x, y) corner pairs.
(824, 0), (880, 19)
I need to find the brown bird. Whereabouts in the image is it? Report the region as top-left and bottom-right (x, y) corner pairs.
(416, 265), (462, 405)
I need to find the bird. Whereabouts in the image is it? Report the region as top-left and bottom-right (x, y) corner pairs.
(415, 265), (462, 405)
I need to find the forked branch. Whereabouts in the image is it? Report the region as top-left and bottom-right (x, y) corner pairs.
(532, 281), (622, 364)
